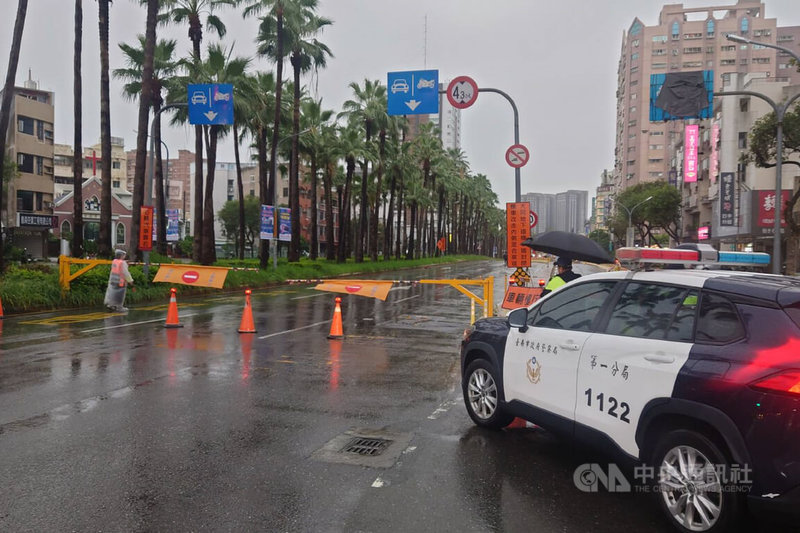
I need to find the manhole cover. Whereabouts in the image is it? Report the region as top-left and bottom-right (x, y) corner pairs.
(342, 437), (392, 456)
(312, 428), (413, 468)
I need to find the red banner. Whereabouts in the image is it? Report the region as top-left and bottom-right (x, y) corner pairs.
(139, 206), (154, 251)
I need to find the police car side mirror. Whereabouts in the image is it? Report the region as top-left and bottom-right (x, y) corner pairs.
(508, 308), (529, 333)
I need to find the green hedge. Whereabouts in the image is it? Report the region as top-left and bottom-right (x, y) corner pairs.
(0, 255), (489, 315)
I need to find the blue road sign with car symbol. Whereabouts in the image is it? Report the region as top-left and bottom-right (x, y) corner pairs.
(387, 70), (439, 116)
(188, 83), (234, 125)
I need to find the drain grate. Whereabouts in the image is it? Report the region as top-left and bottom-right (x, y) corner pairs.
(341, 437), (392, 456)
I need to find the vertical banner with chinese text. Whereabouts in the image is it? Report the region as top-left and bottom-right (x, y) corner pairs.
(506, 202), (531, 268)
(166, 209), (180, 241)
(139, 206), (154, 251)
(684, 124), (699, 183)
(720, 172), (736, 226)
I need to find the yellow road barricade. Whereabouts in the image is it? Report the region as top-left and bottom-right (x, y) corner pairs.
(419, 277), (494, 323)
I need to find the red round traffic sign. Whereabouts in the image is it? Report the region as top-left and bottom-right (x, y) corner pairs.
(529, 211), (538, 228)
(505, 144), (530, 168)
(181, 270), (200, 284)
(447, 76), (479, 109)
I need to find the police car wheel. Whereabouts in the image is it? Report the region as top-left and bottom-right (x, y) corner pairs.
(651, 430), (743, 533)
(462, 359), (513, 429)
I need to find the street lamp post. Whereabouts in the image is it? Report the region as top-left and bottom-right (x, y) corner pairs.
(717, 34), (800, 274)
(618, 195), (653, 247)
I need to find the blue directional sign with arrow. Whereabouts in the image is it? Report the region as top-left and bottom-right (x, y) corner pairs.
(387, 70), (439, 116)
(188, 83), (234, 125)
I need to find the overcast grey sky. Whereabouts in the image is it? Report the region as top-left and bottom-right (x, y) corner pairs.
(3, 0), (799, 207)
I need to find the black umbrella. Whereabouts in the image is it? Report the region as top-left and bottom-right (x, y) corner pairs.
(522, 230), (613, 264)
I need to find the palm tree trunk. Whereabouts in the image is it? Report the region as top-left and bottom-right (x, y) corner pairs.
(202, 125), (218, 265)
(98, 0), (113, 257)
(233, 121), (245, 259)
(370, 130), (386, 261)
(323, 164), (334, 260)
(309, 155), (318, 260)
(338, 159), (354, 263)
(154, 102), (166, 254)
(257, 126), (269, 266)
(0, 0), (27, 271)
(72, 0), (83, 258)
(384, 166), (396, 259)
(289, 53), (301, 262)
(395, 176), (403, 260)
(268, 9), (285, 266)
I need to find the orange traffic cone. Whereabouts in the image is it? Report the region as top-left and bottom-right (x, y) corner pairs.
(506, 418), (538, 429)
(238, 289), (257, 333)
(164, 288), (183, 328)
(0, 294), (4, 319)
(327, 296), (344, 339)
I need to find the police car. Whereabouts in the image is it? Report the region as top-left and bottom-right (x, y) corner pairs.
(460, 248), (800, 533)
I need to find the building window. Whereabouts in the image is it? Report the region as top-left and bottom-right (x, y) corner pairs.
(116, 223), (126, 244)
(652, 48), (666, 56)
(649, 172), (664, 178)
(16, 190), (34, 211)
(683, 61), (703, 68)
(741, 18), (749, 33)
(778, 35), (794, 42)
(648, 158), (664, 164)
(16, 152), (34, 173)
(720, 59), (736, 65)
(631, 39), (640, 47)
(752, 57), (770, 64)
(113, 180), (120, 188)
(672, 22), (680, 38)
(653, 35), (667, 43)
(630, 80), (639, 86)
(630, 106), (637, 113)
(84, 222), (100, 242)
(683, 47), (702, 54)
(283, 187), (288, 197)
(650, 131), (664, 136)
(631, 52), (639, 61)
(649, 144), (664, 150)
(707, 19), (715, 36)
(630, 66), (639, 74)
(683, 33), (702, 40)
(652, 63), (667, 69)
(36, 156), (44, 175)
(738, 132), (748, 149)
(706, 47), (714, 54)
(17, 115), (34, 135)
(85, 195), (100, 211)
(630, 93), (638, 100)
(112, 161), (121, 170)
(753, 29), (771, 37)
(249, 189), (255, 196)
(61, 220), (71, 235)
(721, 45), (735, 52)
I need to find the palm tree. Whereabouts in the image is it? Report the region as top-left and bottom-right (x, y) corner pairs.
(240, 71), (277, 261)
(160, 0), (231, 261)
(126, 0), (159, 260)
(334, 124), (372, 263)
(97, 0), (114, 257)
(339, 78), (385, 263)
(284, 3), (331, 261)
(298, 98), (333, 260)
(72, 0), (84, 258)
(0, 0), (28, 271)
(114, 36), (178, 254)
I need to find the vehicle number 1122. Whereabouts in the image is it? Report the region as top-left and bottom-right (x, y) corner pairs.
(584, 388), (631, 424)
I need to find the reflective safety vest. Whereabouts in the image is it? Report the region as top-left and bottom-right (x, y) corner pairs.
(544, 275), (567, 292)
(110, 259), (125, 287)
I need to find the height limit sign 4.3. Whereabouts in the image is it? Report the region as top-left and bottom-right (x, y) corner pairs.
(447, 76), (478, 109)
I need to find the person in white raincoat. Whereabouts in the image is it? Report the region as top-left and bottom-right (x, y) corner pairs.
(104, 249), (134, 312)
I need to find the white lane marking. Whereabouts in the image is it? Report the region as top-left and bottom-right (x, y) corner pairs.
(428, 399), (458, 419)
(291, 293), (327, 300)
(371, 477), (386, 488)
(394, 295), (421, 304)
(81, 314), (198, 333)
(257, 320), (330, 340)
(402, 446), (417, 454)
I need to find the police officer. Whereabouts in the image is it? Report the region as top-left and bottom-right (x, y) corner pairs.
(540, 256), (581, 296)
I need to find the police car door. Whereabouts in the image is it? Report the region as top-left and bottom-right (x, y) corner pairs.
(575, 280), (698, 457)
(503, 280), (618, 422)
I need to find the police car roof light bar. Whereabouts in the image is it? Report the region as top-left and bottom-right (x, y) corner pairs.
(616, 247), (771, 269)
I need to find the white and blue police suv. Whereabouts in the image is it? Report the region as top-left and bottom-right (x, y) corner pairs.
(460, 249), (800, 533)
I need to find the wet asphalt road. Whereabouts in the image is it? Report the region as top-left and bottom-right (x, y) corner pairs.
(0, 259), (784, 532)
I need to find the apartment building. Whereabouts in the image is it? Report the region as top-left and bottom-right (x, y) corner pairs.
(54, 138), (129, 201)
(522, 190), (589, 235)
(1, 76), (55, 257)
(613, 1), (800, 197)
